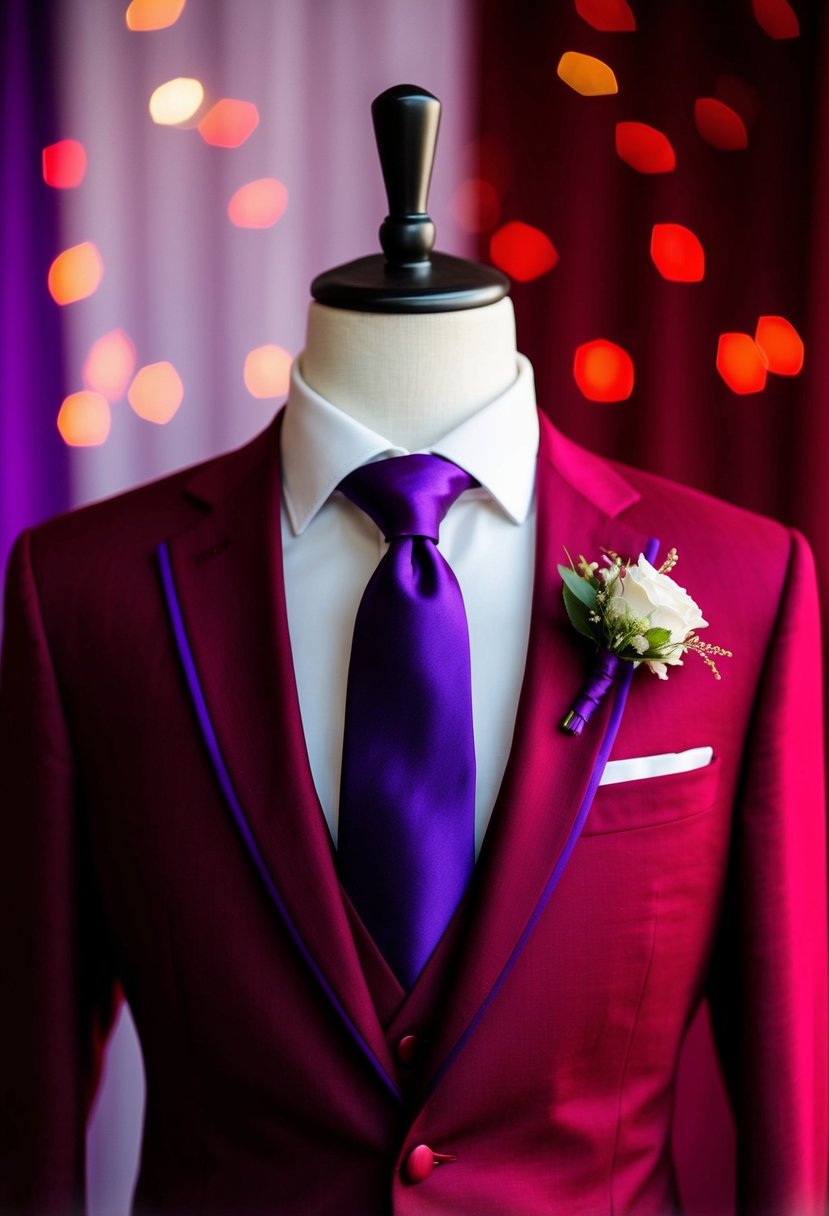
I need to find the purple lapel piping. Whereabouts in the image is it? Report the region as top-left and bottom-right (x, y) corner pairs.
(156, 541), (402, 1103)
(423, 534), (661, 1101)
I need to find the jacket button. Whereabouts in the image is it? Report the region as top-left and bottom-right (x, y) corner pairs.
(403, 1144), (436, 1184)
(396, 1033), (419, 1065)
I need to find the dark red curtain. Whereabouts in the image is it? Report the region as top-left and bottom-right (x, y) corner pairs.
(476, 2), (827, 1212)
(477, 0), (825, 567)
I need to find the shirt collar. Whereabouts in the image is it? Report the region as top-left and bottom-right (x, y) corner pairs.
(281, 351), (539, 536)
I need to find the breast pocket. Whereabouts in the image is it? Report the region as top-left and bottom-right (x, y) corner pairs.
(582, 754), (721, 836)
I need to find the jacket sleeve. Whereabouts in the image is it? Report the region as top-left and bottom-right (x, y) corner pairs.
(0, 529), (119, 1214)
(707, 528), (829, 1216)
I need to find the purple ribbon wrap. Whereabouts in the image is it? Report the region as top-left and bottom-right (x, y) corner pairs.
(561, 649), (622, 736)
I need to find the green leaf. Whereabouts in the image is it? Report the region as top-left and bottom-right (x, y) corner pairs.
(558, 566), (598, 610)
(645, 626), (671, 648)
(562, 585), (596, 640)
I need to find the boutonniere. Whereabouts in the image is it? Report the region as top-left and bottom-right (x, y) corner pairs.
(559, 547), (732, 735)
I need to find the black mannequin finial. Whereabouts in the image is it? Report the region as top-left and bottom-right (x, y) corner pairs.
(373, 84), (439, 265)
(311, 84), (509, 313)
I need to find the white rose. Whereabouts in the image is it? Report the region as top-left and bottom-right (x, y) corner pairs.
(608, 555), (708, 669)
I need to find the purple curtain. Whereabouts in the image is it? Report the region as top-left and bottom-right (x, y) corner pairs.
(0, 0), (69, 594)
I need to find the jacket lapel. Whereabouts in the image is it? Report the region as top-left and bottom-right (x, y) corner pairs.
(158, 409), (656, 1107)
(418, 413), (656, 1102)
(159, 417), (400, 1099)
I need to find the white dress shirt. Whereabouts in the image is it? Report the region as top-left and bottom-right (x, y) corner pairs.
(280, 354), (540, 857)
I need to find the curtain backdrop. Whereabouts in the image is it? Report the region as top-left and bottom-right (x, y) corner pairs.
(52, 0), (476, 509)
(0, 0), (70, 589)
(477, 0), (826, 615)
(3, 1), (827, 1212)
(477, 3), (828, 1212)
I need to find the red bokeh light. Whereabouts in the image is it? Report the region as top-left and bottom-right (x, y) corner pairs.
(449, 178), (501, 233)
(716, 334), (769, 394)
(650, 224), (705, 282)
(198, 99), (260, 148)
(489, 222), (558, 282)
(573, 340), (635, 402)
(751, 0), (800, 39)
(615, 122), (676, 174)
(574, 0), (636, 31)
(755, 315), (804, 375)
(228, 178), (289, 228)
(694, 99), (748, 150)
(42, 139), (87, 189)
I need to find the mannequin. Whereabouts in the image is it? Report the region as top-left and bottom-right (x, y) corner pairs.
(304, 83), (515, 446)
(300, 297), (518, 449)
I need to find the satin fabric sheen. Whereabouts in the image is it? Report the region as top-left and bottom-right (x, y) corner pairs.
(337, 455), (478, 987)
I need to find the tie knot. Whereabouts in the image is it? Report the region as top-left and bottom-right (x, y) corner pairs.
(338, 454), (476, 542)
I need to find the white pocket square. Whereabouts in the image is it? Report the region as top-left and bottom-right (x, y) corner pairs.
(599, 746), (714, 786)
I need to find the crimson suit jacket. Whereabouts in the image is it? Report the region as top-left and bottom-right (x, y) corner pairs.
(0, 410), (827, 1215)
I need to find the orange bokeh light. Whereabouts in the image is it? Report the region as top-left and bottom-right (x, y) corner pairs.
(755, 315), (804, 375)
(57, 391), (111, 446)
(83, 330), (137, 401)
(244, 345), (293, 398)
(615, 122), (676, 173)
(650, 224), (705, 282)
(694, 98), (748, 150)
(573, 339), (635, 402)
(228, 178), (289, 228)
(752, 0), (799, 39)
(575, 0), (636, 31)
(126, 0), (186, 31)
(198, 99), (260, 148)
(716, 334), (768, 394)
(127, 361), (184, 424)
(48, 241), (104, 304)
(449, 178), (501, 234)
(490, 222), (558, 282)
(556, 51), (618, 97)
(42, 139), (87, 189)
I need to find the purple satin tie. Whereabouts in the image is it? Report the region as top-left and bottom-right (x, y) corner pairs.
(337, 454), (477, 989)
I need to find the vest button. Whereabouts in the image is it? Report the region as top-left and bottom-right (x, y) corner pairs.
(396, 1033), (420, 1065)
(403, 1144), (436, 1184)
